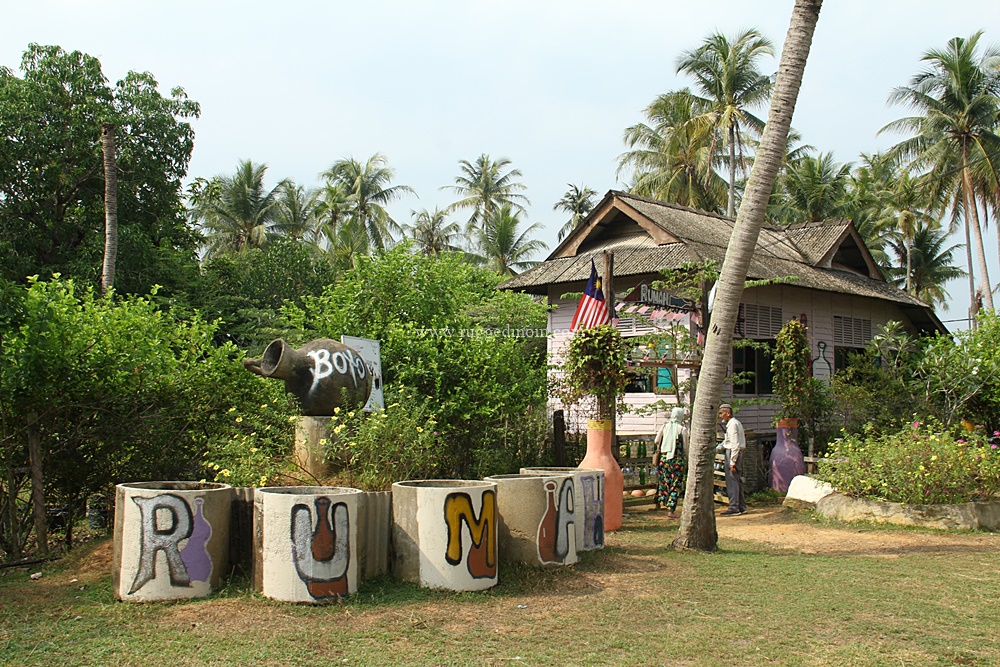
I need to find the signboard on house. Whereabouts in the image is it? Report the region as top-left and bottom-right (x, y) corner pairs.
(341, 336), (384, 411)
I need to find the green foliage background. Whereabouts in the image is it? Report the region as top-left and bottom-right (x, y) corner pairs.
(281, 245), (550, 481)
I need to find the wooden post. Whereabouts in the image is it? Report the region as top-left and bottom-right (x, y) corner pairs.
(27, 413), (47, 556)
(553, 410), (566, 467)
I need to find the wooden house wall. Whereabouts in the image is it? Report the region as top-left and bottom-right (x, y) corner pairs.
(546, 281), (921, 438)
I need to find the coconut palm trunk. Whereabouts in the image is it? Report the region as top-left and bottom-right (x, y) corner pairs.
(100, 122), (118, 296)
(962, 144), (994, 311)
(728, 125), (738, 218)
(673, 0), (823, 552)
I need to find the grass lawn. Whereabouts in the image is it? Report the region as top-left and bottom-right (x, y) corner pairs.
(1, 505), (997, 667)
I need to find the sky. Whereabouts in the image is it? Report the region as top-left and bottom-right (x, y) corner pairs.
(4, 0), (1000, 327)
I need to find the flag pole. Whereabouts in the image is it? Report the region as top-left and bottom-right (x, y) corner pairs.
(602, 250), (617, 462)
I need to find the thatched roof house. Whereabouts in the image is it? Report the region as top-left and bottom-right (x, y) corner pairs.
(500, 190), (945, 436)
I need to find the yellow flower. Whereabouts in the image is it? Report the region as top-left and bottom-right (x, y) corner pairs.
(333, 407), (341, 414)
(259, 476), (268, 486)
(348, 411), (355, 418)
(235, 416), (243, 423)
(260, 404), (268, 409)
(319, 438), (328, 445)
(219, 469), (230, 477)
(228, 407), (236, 413)
(416, 427), (423, 433)
(250, 447), (258, 453)
(930, 455), (938, 461)
(380, 413), (388, 419)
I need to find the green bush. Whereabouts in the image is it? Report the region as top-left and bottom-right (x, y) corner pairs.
(818, 421), (1000, 504)
(280, 245), (549, 477)
(321, 389), (447, 490)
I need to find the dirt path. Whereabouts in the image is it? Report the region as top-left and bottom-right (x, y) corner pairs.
(640, 504), (1000, 556)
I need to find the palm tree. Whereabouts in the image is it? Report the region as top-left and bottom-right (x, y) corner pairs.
(886, 221), (965, 307)
(188, 159), (284, 257)
(272, 181), (321, 241)
(675, 0), (823, 553)
(311, 182), (352, 249)
(405, 208), (463, 255)
(677, 28), (776, 217)
(881, 32), (1000, 312)
(321, 153), (414, 252)
(770, 152), (853, 224)
(474, 204), (548, 277)
(554, 184), (598, 241)
(617, 90), (728, 212)
(443, 154), (530, 233)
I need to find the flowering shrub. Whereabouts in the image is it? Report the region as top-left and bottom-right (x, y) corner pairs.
(819, 420), (1000, 504)
(323, 388), (448, 491)
(201, 393), (293, 488)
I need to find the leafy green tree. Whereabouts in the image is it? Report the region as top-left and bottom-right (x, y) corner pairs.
(554, 184), (598, 241)
(676, 28), (775, 217)
(0, 44), (201, 297)
(443, 154), (530, 233)
(198, 238), (339, 350)
(618, 90), (728, 212)
(321, 153), (414, 252)
(188, 160), (285, 257)
(474, 204), (548, 277)
(0, 277), (291, 553)
(882, 32), (1000, 311)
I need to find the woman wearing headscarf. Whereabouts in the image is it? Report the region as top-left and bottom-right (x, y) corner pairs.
(652, 407), (686, 518)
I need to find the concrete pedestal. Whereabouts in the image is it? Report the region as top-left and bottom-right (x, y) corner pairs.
(294, 416), (332, 480)
(391, 480), (498, 591)
(113, 482), (232, 602)
(254, 486), (362, 602)
(485, 473), (577, 567)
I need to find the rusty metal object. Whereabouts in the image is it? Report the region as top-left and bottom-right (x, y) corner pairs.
(243, 339), (373, 415)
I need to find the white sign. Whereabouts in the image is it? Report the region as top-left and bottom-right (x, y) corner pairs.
(340, 336), (384, 412)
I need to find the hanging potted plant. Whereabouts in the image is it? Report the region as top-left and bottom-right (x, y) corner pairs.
(769, 319), (811, 491)
(555, 324), (629, 531)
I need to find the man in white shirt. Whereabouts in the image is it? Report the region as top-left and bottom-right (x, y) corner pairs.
(718, 404), (746, 516)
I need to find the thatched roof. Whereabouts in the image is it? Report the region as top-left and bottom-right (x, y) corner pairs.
(500, 191), (946, 333)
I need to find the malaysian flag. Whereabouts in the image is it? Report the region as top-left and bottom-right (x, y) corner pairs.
(569, 260), (611, 331)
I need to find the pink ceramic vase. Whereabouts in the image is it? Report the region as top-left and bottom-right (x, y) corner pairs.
(579, 419), (624, 531)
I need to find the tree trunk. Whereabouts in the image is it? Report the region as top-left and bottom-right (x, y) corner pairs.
(728, 124), (737, 218)
(27, 413), (47, 557)
(673, 0), (823, 552)
(963, 146), (993, 311)
(964, 200), (977, 327)
(5, 458), (21, 560)
(101, 122), (118, 297)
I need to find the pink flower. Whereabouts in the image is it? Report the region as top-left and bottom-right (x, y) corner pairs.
(957, 439), (965, 444)
(994, 430), (1000, 436)
(912, 421), (921, 428)
(992, 444), (998, 450)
